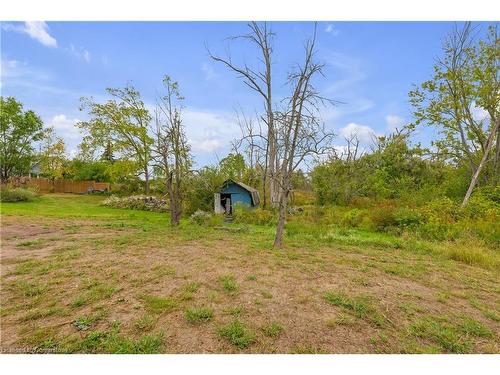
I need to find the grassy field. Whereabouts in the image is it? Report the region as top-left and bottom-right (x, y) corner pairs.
(1, 194), (499, 353)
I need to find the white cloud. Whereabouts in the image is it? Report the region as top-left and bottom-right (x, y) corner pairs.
(69, 44), (91, 63)
(50, 114), (82, 140)
(471, 104), (489, 122)
(385, 114), (404, 131)
(323, 52), (366, 94)
(190, 139), (222, 153)
(3, 22), (57, 48)
(338, 122), (377, 144)
(201, 62), (218, 81)
(324, 24), (340, 36)
(183, 109), (239, 154)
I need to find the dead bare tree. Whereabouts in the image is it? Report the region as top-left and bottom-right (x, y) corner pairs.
(272, 26), (336, 247)
(151, 76), (192, 226)
(208, 22), (277, 207)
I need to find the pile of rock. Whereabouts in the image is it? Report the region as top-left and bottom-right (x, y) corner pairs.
(102, 195), (169, 213)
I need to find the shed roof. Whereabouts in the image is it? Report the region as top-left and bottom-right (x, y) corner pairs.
(220, 179), (260, 206)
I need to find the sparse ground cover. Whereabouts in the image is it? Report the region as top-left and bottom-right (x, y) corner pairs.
(0, 194), (498, 353)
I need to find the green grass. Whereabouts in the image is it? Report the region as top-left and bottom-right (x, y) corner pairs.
(141, 295), (178, 314)
(73, 316), (95, 331)
(71, 279), (117, 308)
(224, 306), (246, 318)
(324, 291), (373, 319)
(134, 314), (158, 331)
(217, 320), (255, 349)
(2, 194), (498, 354)
(18, 240), (45, 248)
(326, 313), (356, 327)
(324, 291), (386, 326)
(69, 324), (164, 354)
(185, 306), (214, 324)
(218, 275), (238, 294)
(261, 322), (283, 338)
(408, 316), (491, 353)
(16, 280), (47, 297)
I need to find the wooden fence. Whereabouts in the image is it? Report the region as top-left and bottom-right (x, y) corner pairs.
(10, 177), (110, 194)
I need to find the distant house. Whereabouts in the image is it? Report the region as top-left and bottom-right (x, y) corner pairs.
(214, 179), (260, 214)
(29, 161), (41, 178)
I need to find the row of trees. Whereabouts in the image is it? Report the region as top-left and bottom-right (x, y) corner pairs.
(1, 22), (498, 247)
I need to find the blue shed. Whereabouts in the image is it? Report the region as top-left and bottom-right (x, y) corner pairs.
(214, 179), (260, 214)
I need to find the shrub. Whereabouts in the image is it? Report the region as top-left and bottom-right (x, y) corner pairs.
(0, 187), (38, 202)
(341, 209), (364, 227)
(463, 194), (499, 219)
(369, 206), (397, 232)
(189, 210), (212, 225)
(233, 206), (275, 226)
(394, 207), (423, 228)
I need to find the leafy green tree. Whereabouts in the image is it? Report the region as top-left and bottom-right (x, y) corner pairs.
(409, 23), (499, 190)
(78, 85), (153, 193)
(220, 153), (246, 180)
(38, 127), (68, 179)
(0, 96), (45, 181)
(65, 159), (111, 182)
(185, 165), (225, 214)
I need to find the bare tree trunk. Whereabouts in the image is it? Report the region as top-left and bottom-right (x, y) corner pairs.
(273, 193), (288, 247)
(494, 121), (500, 186)
(462, 117), (500, 207)
(144, 167), (150, 194)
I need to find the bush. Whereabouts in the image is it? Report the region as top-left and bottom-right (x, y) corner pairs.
(341, 209), (364, 227)
(102, 195), (168, 212)
(189, 210), (212, 225)
(233, 206), (275, 226)
(394, 207), (423, 228)
(369, 206), (397, 232)
(464, 194), (499, 219)
(0, 187), (38, 202)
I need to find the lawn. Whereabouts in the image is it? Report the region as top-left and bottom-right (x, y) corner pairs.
(0, 194), (498, 353)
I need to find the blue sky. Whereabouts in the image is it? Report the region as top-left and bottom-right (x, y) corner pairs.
(0, 21), (490, 167)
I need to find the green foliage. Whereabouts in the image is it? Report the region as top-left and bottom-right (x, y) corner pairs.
(409, 23), (499, 185)
(185, 306), (214, 324)
(78, 85), (153, 193)
(141, 295), (177, 314)
(220, 153), (246, 180)
(66, 159), (111, 182)
(217, 320), (255, 349)
(369, 206), (398, 232)
(185, 166), (225, 214)
(72, 325), (163, 354)
(408, 316), (491, 353)
(341, 208), (364, 227)
(73, 316), (95, 331)
(0, 186), (38, 202)
(261, 322), (283, 338)
(233, 206), (275, 226)
(189, 210), (212, 225)
(134, 314), (157, 331)
(311, 132), (444, 205)
(219, 275), (238, 294)
(0, 96), (45, 181)
(324, 291), (374, 319)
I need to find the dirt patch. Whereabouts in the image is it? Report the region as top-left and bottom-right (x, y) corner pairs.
(1, 215), (499, 353)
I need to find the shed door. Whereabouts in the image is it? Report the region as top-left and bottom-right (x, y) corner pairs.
(214, 193), (224, 214)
